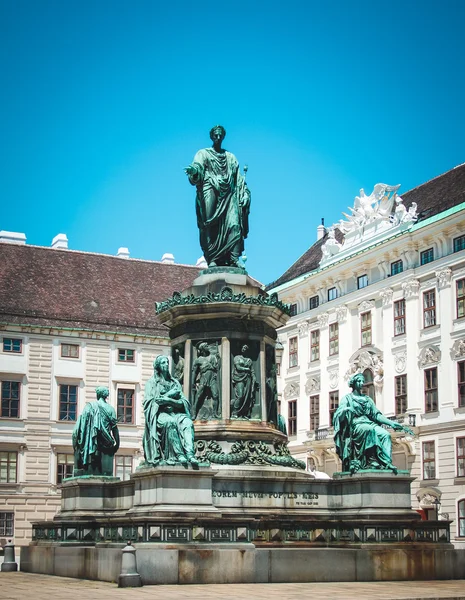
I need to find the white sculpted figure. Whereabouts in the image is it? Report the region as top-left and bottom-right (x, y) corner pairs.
(321, 227), (342, 260)
(339, 183), (401, 232)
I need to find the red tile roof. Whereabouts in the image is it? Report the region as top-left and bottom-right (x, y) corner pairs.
(267, 163), (465, 290)
(0, 245), (199, 336)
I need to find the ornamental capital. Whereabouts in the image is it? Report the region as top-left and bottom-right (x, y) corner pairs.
(402, 278), (420, 299)
(379, 288), (393, 306)
(336, 305), (348, 323)
(435, 267), (452, 288)
(317, 312), (329, 328)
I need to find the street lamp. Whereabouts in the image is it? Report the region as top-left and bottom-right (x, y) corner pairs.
(432, 497), (440, 520)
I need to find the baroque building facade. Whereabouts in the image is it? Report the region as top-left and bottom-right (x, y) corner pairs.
(0, 240), (200, 547)
(268, 164), (465, 548)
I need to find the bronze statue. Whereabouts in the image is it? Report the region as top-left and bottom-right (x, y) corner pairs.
(72, 386), (120, 477)
(172, 347), (185, 384)
(142, 356), (198, 467)
(231, 344), (259, 419)
(191, 342), (220, 419)
(333, 373), (413, 474)
(185, 125), (251, 267)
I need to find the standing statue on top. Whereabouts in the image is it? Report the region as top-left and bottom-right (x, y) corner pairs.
(72, 386), (120, 477)
(185, 125), (251, 268)
(333, 373), (413, 474)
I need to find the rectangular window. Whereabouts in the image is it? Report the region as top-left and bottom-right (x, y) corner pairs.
(390, 260), (403, 276)
(310, 330), (320, 362)
(0, 451), (17, 483)
(289, 337), (298, 368)
(328, 287), (338, 301)
(2, 338), (22, 353)
(309, 394), (319, 431)
(395, 375), (407, 415)
(61, 343), (79, 358)
(57, 453), (74, 483)
(329, 391), (339, 426)
(117, 388), (134, 424)
(288, 400), (297, 436)
(289, 303), (297, 317)
(423, 290), (436, 328)
(0, 512), (14, 536)
(361, 311), (372, 346)
(422, 441), (436, 479)
(329, 323), (339, 356)
(454, 234), (465, 253)
(459, 500), (465, 537)
(115, 455), (133, 481)
(457, 278), (465, 319)
(394, 299), (406, 336)
(357, 274), (368, 289)
(424, 367), (438, 413)
(118, 348), (135, 363)
(458, 361), (465, 408)
(1, 381), (20, 418)
(457, 437), (465, 478)
(420, 248), (434, 265)
(59, 384), (78, 421)
(309, 295), (319, 310)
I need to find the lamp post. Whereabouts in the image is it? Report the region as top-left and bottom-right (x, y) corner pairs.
(432, 497), (440, 520)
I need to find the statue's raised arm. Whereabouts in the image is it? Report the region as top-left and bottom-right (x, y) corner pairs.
(185, 125), (251, 268)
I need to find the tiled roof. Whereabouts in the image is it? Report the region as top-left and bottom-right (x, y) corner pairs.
(267, 163), (465, 290)
(0, 245), (199, 336)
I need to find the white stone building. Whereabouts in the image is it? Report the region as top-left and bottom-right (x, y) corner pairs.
(267, 164), (465, 548)
(0, 236), (200, 547)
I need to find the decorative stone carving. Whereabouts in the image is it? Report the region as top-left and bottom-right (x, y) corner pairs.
(418, 345), (441, 368)
(392, 197), (418, 225)
(436, 268), (452, 288)
(379, 288), (393, 307)
(358, 300), (374, 313)
(297, 321), (309, 337)
(328, 371), (339, 389)
(317, 312), (329, 328)
(320, 227), (342, 263)
(417, 490), (441, 508)
(394, 351), (407, 373)
(452, 338), (465, 359)
(338, 184), (401, 232)
(336, 305), (348, 323)
(402, 278), (420, 299)
(372, 356), (384, 390)
(283, 381), (300, 400)
(344, 349), (384, 390)
(305, 375), (321, 395)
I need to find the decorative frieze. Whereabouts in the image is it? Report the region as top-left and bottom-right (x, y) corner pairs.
(402, 278), (420, 299)
(418, 345), (441, 368)
(328, 371), (339, 390)
(451, 338), (465, 360)
(284, 381), (300, 399)
(394, 351), (407, 374)
(305, 375), (321, 395)
(358, 300), (374, 313)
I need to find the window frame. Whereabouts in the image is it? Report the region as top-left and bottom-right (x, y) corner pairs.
(117, 388), (135, 424)
(115, 455), (133, 481)
(357, 274), (368, 289)
(0, 512), (14, 537)
(1, 380), (20, 418)
(289, 336), (298, 368)
(394, 298), (406, 336)
(422, 440), (436, 480)
(309, 295), (319, 310)
(457, 437), (465, 478)
(118, 348), (135, 363)
(360, 311), (372, 346)
(309, 394), (319, 431)
(328, 287), (338, 301)
(287, 399), (297, 436)
(424, 367), (438, 413)
(395, 374), (407, 415)
(58, 384), (78, 421)
(310, 329), (320, 362)
(2, 338), (22, 353)
(329, 322), (339, 356)
(453, 234), (465, 253)
(289, 303), (298, 317)
(420, 247), (434, 265)
(0, 451), (17, 483)
(457, 278), (465, 319)
(329, 390), (339, 426)
(56, 453), (74, 484)
(390, 260), (403, 276)
(458, 360), (465, 408)
(459, 499), (465, 537)
(60, 343), (80, 359)
(423, 289), (436, 328)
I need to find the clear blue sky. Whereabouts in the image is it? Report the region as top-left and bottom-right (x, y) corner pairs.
(1, 0), (464, 285)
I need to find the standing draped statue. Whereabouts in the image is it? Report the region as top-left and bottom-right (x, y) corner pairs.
(191, 342), (220, 420)
(333, 373), (413, 474)
(185, 125), (251, 268)
(72, 386), (120, 477)
(231, 344), (259, 419)
(142, 355), (198, 467)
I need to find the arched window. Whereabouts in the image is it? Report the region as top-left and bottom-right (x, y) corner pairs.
(459, 499), (465, 537)
(363, 368), (375, 402)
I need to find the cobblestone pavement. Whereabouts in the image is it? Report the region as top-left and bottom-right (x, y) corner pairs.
(1, 573), (465, 600)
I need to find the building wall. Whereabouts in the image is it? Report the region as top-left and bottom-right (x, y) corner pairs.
(272, 207), (465, 548)
(0, 327), (169, 546)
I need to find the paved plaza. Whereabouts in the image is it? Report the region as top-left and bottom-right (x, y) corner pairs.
(1, 573), (465, 600)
